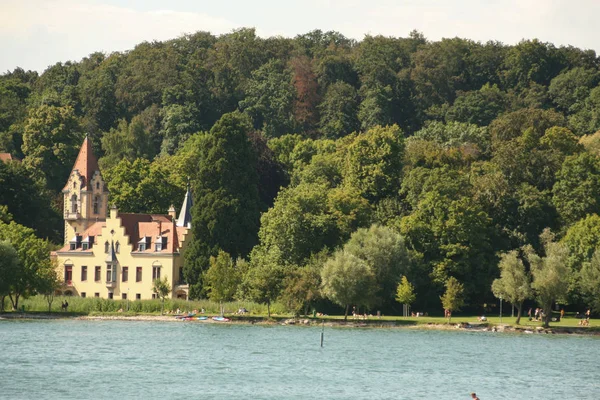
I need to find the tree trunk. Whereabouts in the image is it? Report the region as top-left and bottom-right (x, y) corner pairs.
(542, 302), (551, 328)
(46, 295), (54, 313)
(0, 295), (5, 312)
(344, 304), (349, 321)
(515, 302), (522, 325)
(267, 301), (271, 319)
(9, 293), (19, 310)
(304, 304), (309, 317)
(161, 299), (164, 315)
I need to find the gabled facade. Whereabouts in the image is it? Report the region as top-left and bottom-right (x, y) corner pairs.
(62, 136), (109, 246)
(53, 137), (192, 300)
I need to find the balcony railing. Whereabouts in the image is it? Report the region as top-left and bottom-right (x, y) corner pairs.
(65, 212), (80, 220)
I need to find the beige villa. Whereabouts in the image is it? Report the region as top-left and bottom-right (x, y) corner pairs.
(52, 136), (192, 300)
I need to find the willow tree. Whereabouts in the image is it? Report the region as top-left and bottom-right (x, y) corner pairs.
(321, 251), (376, 320)
(492, 250), (532, 324)
(527, 230), (571, 328)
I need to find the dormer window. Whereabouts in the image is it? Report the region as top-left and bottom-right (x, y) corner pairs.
(69, 235), (80, 250)
(138, 236), (149, 252)
(155, 236), (167, 251)
(82, 236), (93, 251)
(104, 241), (109, 253)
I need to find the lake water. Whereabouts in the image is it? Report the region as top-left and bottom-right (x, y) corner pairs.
(0, 320), (598, 399)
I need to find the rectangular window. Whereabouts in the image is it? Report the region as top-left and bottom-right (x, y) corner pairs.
(69, 243), (76, 250)
(81, 266), (87, 281)
(108, 292), (113, 299)
(95, 292), (100, 298)
(122, 267), (128, 282)
(136, 293), (141, 300)
(95, 266), (101, 282)
(138, 243), (146, 252)
(152, 266), (161, 280)
(152, 293), (157, 299)
(106, 265), (112, 282)
(64, 266), (73, 284)
(136, 267), (142, 282)
(122, 293), (127, 300)
(82, 243), (89, 251)
(81, 292), (86, 298)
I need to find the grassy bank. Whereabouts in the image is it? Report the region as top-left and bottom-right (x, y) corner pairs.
(2, 296), (597, 333)
(2, 295), (287, 315)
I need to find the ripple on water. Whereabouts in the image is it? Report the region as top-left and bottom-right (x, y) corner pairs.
(0, 321), (599, 399)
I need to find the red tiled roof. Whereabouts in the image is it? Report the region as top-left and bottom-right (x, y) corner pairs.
(59, 213), (188, 254)
(0, 153), (19, 163)
(63, 136), (100, 190)
(57, 221), (106, 252)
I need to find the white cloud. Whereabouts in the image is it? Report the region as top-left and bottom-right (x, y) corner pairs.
(0, 0), (237, 72)
(1, 0), (600, 72)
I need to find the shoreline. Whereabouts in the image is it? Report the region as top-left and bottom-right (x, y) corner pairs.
(1, 312), (598, 336)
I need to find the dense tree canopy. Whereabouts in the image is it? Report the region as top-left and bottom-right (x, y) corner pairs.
(4, 29), (600, 314)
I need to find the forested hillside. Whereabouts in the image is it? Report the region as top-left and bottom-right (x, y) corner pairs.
(3, 28), (600, 314)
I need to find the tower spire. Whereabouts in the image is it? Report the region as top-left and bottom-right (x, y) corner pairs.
(63, 135), (100, 191)
(177, 179), (192, 228)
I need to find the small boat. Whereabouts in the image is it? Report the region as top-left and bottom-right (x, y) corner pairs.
(212, 316), (230, 322)
(197, 316), (208, 320)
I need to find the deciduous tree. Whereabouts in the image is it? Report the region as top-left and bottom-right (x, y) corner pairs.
(527, 230), (571, 328)
(491, 250), (532, 324)
(321, 250), (376, 320)
(440, 276), (464, 322)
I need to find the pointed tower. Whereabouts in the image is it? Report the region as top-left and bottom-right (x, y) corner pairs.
(176, 182), (192, 228)
(62, 136), (109, 245)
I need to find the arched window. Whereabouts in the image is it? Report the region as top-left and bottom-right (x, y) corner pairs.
(93, 196), (100, 214)
(104, 241), (109, 253)
(96, 181), (100, 190)
(73, 182), (76, 189)
(115, 241), (120, 253)
(70, 194), (78, 213)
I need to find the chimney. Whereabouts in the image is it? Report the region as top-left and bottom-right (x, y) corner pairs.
(168, 205), (176, 220)
(110, 204), (118, 219)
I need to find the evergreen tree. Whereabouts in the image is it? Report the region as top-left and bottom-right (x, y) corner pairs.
(184, 111), (261, 298)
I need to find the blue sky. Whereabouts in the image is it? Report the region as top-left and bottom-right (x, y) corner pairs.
(2, 0), (599, 73)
